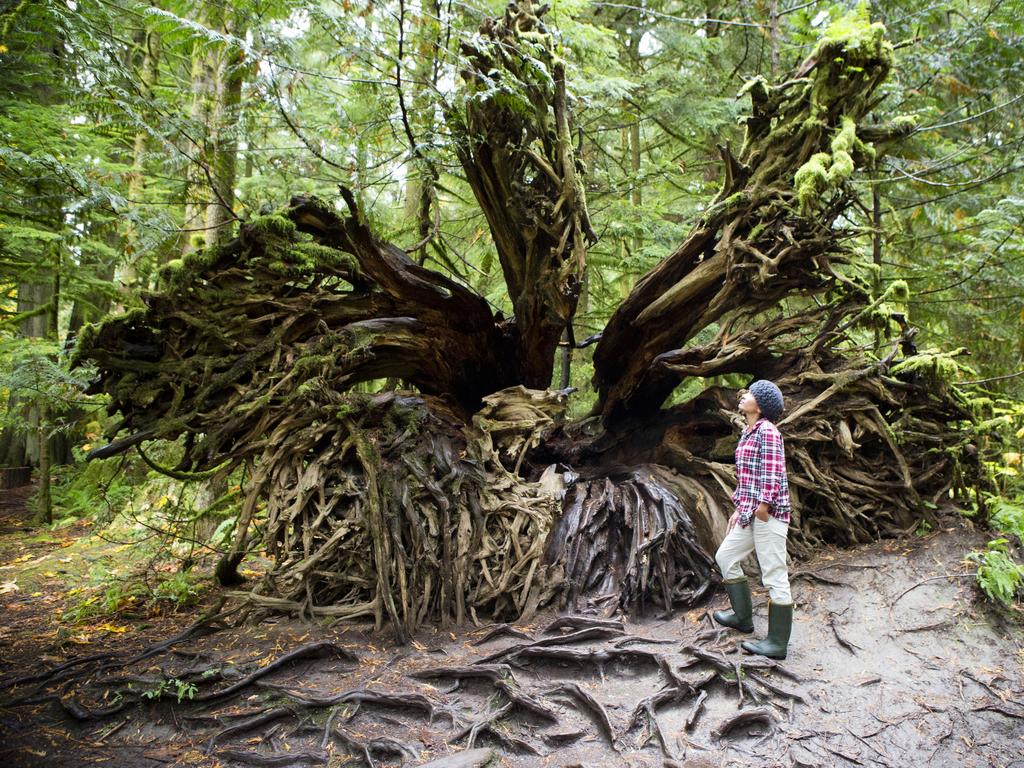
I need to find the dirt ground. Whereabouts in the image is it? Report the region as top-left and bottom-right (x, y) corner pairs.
(1, 486), (1023, 768)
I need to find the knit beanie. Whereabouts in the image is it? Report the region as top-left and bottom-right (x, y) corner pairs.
(749, 379), (784, 422)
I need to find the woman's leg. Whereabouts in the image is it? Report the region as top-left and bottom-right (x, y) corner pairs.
(752, 516), (791, 602)
(715, 523), (755, 580)
(713, 523), (757, 632)
(742, 516), (793, 658)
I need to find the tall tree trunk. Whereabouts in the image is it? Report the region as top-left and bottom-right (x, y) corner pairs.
(0, 282), (51, 467)
(768, 0), (780, 75)
(180, 7), (217, 257)
(204, 14), (244, 248)
(36, 401), (51, 524)
(117, 24), (161, 296)
(400, 0), (441, 263)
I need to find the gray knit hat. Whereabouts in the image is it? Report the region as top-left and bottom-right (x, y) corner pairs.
(749, 379), (784, 422)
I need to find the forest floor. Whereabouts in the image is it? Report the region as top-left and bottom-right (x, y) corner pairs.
(1, 486), (1023, 768)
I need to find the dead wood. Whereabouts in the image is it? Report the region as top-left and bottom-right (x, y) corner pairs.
(972, 703), (1024, 720)
(685, 689), (709, 731)
(456, 700), (511, 740)
(214, 749), (329, 766)
(191, 642), (356, 703)
(545, 682), (617, 746)
(207, 707), (294, 750)
(829, 612), (861, 654)
(494, 679), (560, 722)
(471, 624), (534, 645)
(74, 0), (983, 637)
(479, 625), (625, 663)
(541, 616), (625, 634)
(415, 749), (496, 768)
(542, 729), (586, 746)
(712, 707), (778, 739)
(265, 686), (444, 721)
(410, 664), (513, 683)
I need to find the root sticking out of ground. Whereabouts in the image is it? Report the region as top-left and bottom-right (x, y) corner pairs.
(1, 493), (1021, 768)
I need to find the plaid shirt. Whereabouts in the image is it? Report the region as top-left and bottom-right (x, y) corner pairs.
(733, 418), (791, 528)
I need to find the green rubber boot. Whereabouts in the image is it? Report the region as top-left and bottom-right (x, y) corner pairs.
(712, 578), (754, 633)
(741, 601), (793, 659)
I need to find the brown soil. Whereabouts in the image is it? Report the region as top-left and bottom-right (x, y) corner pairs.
(1, 487), (1022, 768)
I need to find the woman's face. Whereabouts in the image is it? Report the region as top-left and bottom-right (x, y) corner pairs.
(738, 390), (761, 418)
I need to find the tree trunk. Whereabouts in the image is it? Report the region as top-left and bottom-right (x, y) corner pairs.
(117, 24), (161, 297)
(204, 14), (244, 248)
(399, 0), (441, 263)
(0, 281), (52, 467)
(180, 7), (217, 257)
(36, 401), (51, 524)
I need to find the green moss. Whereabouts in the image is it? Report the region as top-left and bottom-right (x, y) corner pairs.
(249, 213), (297, 240)
(891, 115), (918, 132)
(891, 349), (973, 385)
(294, 353), (334, 375)
(815, 4), (891, 64)
(118, 307), (150, 330)
(884, 279), (910, 302)
(827, 150), (854, 184)
(794, 152), (831, 212)
(71, 321), (97, 362)
(738, 75), (770, 103)
(830, 116), (857, 154)
(795, 117), (879, 210)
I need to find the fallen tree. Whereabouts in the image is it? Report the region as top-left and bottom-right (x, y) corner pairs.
(76, 2), (982, 639)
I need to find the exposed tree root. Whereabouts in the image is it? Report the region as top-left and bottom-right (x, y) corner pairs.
(74, 0), (983, 636)
(3, 611), (819, 765)
(712, 707), (778, 740)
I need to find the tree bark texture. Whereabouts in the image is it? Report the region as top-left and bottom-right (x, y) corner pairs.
(451, 2), (596, 387)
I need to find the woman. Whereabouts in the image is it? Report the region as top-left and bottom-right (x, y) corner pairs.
(712, 379), (794, 660)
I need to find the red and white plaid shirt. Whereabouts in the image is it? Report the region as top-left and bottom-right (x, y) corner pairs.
(733, 418), (791, 527)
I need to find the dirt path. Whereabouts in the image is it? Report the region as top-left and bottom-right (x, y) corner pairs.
(1, 498), (1022, 768)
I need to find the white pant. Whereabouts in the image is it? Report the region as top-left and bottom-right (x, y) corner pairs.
(715, 516), (792, 603)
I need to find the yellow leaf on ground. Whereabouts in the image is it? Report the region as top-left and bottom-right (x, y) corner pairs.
(96, 623), (130, 634)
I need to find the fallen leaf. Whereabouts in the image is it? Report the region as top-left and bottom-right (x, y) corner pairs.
(96, 623), (130, 634)
(0, 580), (18, 594)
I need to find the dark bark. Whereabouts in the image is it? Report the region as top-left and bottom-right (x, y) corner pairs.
(592, 25), (912, 423)
(452, 1), (595, 386)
